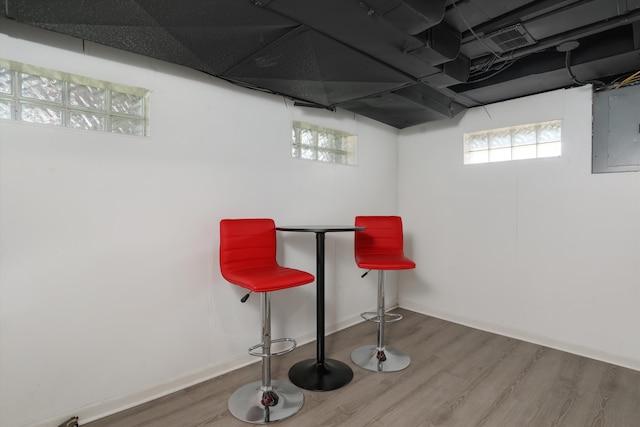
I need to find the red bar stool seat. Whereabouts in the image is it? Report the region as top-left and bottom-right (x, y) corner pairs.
(220, 218), (314, 424)
(352, 216), (416, 372)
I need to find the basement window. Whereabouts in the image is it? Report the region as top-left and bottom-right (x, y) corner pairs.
(0, 59), (149, 136)
(464, 120), (562, 165)
(291, 121), (357, 165)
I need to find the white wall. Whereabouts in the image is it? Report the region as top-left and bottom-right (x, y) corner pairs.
(398, 86), (640, 371)
(0, 20), (401, 427)
(6, 18), (639, 427)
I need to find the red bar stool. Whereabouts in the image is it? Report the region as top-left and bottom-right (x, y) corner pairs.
(351, 216), (416, 372)
(220, 218), (314, 424)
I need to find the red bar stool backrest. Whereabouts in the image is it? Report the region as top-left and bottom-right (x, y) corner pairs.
(220, 218), (278, 274)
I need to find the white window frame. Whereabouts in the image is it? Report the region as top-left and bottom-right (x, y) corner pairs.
(291, 120), (357, 165)
(0, 59), (149, 136)
(464, 120), (562, 165)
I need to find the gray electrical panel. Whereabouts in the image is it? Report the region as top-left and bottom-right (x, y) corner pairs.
(592, 84), (640, 173)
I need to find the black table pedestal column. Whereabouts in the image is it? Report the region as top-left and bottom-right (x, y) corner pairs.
(276, 225), (364, 392)
(288, 232), (353, 391)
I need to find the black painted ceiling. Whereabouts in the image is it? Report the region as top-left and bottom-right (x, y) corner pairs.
(3, 0), (640, 128)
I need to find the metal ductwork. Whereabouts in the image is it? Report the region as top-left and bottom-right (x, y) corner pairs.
(2, 0), (639, 128)
(379, 0), (445, 35)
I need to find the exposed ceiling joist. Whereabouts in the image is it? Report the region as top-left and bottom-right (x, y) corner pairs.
(2, 0), (639, 128)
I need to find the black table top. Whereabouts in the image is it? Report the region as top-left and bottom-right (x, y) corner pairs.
(277, 225), (365, 233)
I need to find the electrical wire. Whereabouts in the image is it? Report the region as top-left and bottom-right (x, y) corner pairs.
(593, 72), (640, 92)
(614, 70), (640, 89)
(473, 55), (500, 74)
(466, 50), (536, 84)
(452, 1), (503, 60)
(565, 50), (604, 88)
(565, 50), (584, 86)
(465, 59), (518, 83)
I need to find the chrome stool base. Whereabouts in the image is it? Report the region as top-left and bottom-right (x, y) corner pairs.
(351, 345), (411, 372)
(228, 380), (304, 424)
(353, 270), (411, 373)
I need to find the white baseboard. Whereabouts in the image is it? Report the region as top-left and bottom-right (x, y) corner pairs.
(31, 311), (368, 427)
(398, 299), (640, 373)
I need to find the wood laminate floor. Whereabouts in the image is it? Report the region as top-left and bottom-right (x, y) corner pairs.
(86, 309), (640, 426)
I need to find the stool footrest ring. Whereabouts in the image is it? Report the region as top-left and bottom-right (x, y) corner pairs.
(248, 337), (297, 358)
(361, 311), (403, 324)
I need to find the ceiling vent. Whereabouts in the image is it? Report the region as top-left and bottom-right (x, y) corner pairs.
(483, 24), (536, 53)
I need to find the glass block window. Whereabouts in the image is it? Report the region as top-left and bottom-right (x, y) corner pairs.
(291, 121), (357, 165)
(0, 59), (148, 136)
(464, 120), (562, 165)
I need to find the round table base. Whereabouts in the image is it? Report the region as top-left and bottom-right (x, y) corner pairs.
(288, 358), (354, 391)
